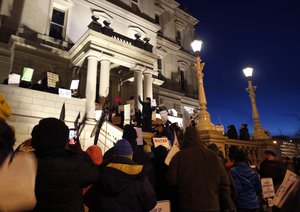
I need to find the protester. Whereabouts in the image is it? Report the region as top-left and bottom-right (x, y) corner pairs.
(259, 150), (286, 190)
(167, 127), (235, 212)
(152, 145), (170, 201)
(31, 118), (99, 212)
(0, 95), (14, 164)
(85, 139), (156, 211)
(227, 124), (238, 139)
(281, 156), (294, 172)
(230, 149), (262, 212)
(138, 95), (153, 132)
(239, 124), (250, 140)
(280, 156), (300, 212)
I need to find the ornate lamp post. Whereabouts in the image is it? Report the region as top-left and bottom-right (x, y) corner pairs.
(191, 40), (215, 131)
(243, 67), (269, 140)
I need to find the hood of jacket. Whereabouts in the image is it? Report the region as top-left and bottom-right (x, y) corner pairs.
(181, 127), (206, 149)
(99, 156), (143, 195)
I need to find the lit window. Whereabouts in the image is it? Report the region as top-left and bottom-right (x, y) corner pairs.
(49, 8), (65, 40)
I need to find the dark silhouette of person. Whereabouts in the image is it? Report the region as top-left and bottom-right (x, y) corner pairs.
(239, 124), (250, 141)
(227, 125), (238, 139)
(138, 96), (153, 132)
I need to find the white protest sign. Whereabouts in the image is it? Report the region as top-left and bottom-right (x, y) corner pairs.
(124, 104), (131, 125)
(160, 110), (168, 123)
(151, 99), (157, 107)
(134, 127), (143, 145)
(70, 80), (79, 90)
(126, 99), (135, 116)
(272, 169), (298, 208)
(261, 178), (275, 199)
(150, 200), (171, 212)
(165, 131), (180, 165)
(153, 137), (171, 150)
(58, 88), (72, 98)
(8, 73), (21, 84)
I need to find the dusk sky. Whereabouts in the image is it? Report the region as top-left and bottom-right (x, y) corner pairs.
(178, 0), (300, 136)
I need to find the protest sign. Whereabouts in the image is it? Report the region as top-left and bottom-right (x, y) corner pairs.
(124, 104), (130, 125)
(272, 169), (298, 208)
(21, 67), (34, 82)
(150, 200), (170, 212)
(58, 88), (72, 98)
(153, 137), (171, 150)
(151, 99), (157, 107)
(70, 80), (79, 90)
(47, 72), (59, 88)
(261, 178), (275, 199)
(8, 73), (21, 84)
(134, 127), (143, 145)
(126, 99), (135, 116)
(152, 111), (157, 121)
(165, 132), (180, 165)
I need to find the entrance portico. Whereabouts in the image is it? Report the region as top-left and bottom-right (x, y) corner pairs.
(69, 29), (159, 119)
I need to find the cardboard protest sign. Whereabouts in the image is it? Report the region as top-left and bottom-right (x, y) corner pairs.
(134, 127), (143, 145)
(124, 104), (130, 125)
(261, 178), (275, 199)
(47, 72), (59, 88)
(150, 200), (171, 212)
(160, 110), (168, 123)
(153, 137), (171, 150)
(165, 131), (180, 165)
(272, 169), (298, 208)
(8, 73), (21, 84)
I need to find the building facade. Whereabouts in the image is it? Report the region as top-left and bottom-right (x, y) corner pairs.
(0, 0), (199, 121)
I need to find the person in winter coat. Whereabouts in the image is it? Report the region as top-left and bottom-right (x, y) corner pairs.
(230, 149), (262, 212)
(31, 118), (99, 212)
(103, 124), (154, 185)
(0, 95), (14, 165)
(167, 127), (236, 212)
(138, 95), (153, 132)
(259, 150), (286, 190)
(227, 125), (238, 139)
(239, 124), (250, 141)
(85, 139), (156, 212)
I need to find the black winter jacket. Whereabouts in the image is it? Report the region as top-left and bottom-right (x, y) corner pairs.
(85, 156), (156, 212)
(32, 150), (99, 212)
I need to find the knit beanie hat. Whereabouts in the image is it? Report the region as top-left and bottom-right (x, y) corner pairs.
(86, 145), (103, 165)
(114, 139), (133, 156)
(0, 95), (12, 121)
(31, 118), (69, 152)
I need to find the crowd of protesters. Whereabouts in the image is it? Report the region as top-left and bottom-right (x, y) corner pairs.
(1, 94), (300, 212)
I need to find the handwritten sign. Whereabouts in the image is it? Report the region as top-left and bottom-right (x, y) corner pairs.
(126, 99), (135, 116)
(47, 72), (59, 88)
(261, 178), (275, 198)
(124, 104), (130, 125)
(150, 200), (171, 212)
(153, 137), (171, 150)
(70, 80), (79, 90)
(151, 99), (157, 107)
(58, 88), (72, 98)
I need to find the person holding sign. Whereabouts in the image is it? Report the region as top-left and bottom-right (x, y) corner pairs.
(230, 149), (262, 212)
(138, 95), (153, 132)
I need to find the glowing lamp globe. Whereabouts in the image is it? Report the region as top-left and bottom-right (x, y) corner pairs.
(243, 67), (253, 78)
(191, 40), (203, 53)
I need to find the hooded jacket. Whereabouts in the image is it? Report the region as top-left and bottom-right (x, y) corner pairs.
(167, 127), (235, 212)
(230, 162), (262, 209)
(85, 156), (156, 212)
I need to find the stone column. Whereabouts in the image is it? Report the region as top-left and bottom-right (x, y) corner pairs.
(85, 55), (98, 120)
(99, 59), (111, 97)
(143, 73), (153, 99)
(134, 70), (143, 110)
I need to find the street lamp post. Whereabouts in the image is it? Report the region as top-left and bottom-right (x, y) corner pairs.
(243, 67), (269, 140)
(191, 40), (215, 131)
